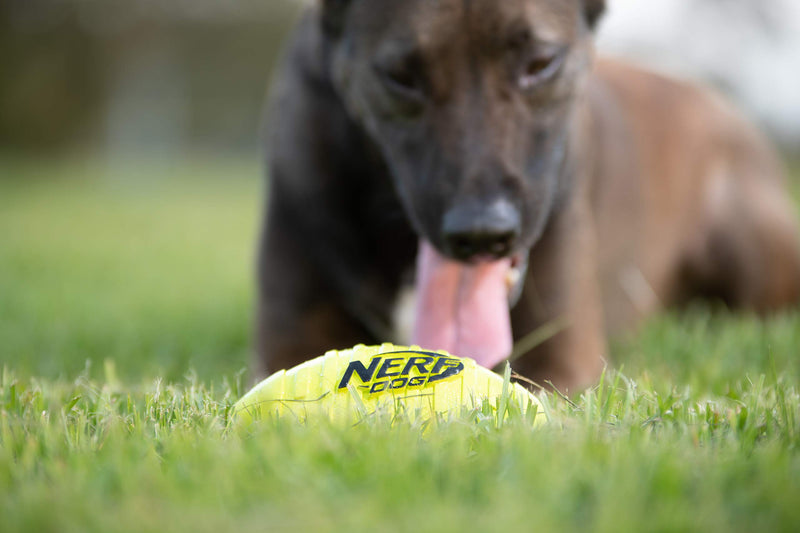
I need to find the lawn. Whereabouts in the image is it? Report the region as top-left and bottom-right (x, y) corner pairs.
(1, 157), (799, 532)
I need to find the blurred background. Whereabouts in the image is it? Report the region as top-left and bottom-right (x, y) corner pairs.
(2, 0), (800, 159)
(1, 0), (799, 382)
(0, 0), (303, 160)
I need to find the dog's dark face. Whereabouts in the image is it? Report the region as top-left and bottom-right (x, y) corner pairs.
(324, 0), (604, 261)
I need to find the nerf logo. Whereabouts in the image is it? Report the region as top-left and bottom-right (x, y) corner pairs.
(337, 351), (464, 394)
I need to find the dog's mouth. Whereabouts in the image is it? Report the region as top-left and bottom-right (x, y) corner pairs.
(411, 240), (527, 370)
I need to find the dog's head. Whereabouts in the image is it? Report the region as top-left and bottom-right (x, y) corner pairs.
(323, 0), (604, 262)
(319, 0), (605, 368)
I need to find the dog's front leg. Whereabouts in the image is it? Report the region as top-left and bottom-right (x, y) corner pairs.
(510, 191), (606, 394)
(254, 28), (417, 379)
(254, 194), (390, 379)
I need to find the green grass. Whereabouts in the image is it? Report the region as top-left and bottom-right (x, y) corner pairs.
(1, 158), (799, 532)
(0, 157), (259, 381)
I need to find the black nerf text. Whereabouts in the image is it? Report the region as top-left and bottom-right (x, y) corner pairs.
(337, 351), (465, 394)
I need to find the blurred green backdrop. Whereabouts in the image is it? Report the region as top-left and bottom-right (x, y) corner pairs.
(0, 0), (302, 156)
(1, 1), (306, 380)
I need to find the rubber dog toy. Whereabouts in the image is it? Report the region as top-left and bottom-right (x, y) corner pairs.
(233, 343), (545, 426)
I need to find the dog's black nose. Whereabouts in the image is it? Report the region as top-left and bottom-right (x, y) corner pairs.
(442, 199), (521, 261)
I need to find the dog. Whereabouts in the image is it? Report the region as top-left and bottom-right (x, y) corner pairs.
(256, 0), (800, 393)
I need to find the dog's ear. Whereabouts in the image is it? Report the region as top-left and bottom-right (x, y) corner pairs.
(582, 0), (606, 29)
(320, 0), (352, 37)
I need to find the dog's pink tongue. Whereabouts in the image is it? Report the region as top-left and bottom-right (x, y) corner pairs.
(411, 240), (512, 369)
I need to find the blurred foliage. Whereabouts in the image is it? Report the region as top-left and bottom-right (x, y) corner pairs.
(0, 0), (303, 155)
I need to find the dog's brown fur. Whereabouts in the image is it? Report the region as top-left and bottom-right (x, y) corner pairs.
(257, 0), (800, 393)
(512, 59), (800, 389)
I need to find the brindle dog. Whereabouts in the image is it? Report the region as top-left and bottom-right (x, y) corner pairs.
(257, 0), (800, 393)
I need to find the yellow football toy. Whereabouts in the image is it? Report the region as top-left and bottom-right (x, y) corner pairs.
(233, 343), (546, 426)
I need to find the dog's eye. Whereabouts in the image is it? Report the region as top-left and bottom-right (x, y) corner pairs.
(519, 52), (564, 90)
(375, 58), (425, 102)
